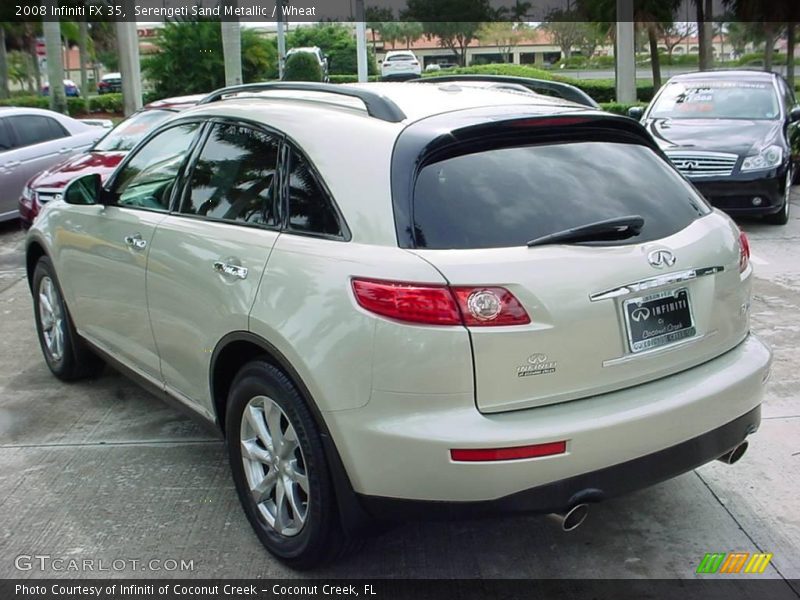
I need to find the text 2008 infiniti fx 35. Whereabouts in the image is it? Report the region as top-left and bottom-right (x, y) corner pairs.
(25, 82), (771, 568)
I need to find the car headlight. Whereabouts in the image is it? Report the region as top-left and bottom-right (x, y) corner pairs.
(21, 185), (35, 205)
(741, 145), (783, 172)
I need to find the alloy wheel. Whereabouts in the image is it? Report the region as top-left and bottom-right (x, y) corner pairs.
(240, 395), (309, 537)
(38, 276), (65, 362)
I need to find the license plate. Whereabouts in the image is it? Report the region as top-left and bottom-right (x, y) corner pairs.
(623, 288), (696, 353)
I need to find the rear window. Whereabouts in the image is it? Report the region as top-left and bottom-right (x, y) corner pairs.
(411, 141), (709, 249)
(387, 54), (415, 62)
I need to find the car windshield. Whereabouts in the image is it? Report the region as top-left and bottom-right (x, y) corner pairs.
(93, 109), (173, 152)
(649, 80), (780, 120)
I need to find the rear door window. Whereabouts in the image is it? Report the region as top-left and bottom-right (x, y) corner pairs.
(0, 119), (13, 152)
(411, 141), (709, 249)
(8, 115), (68, 147)
(180, 122), (280, 226)
(285, 151), (344, 238)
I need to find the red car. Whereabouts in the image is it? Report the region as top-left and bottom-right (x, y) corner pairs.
(19, 94), (204, 228)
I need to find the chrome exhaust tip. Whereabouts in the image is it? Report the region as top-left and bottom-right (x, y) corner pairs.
(549, 503), (590, 532)
(718, 440), (749, 465)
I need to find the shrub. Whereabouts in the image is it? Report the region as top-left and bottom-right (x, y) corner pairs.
(600, 101), (648, 116)
(0, 95), (48, 109)
(283, 52), (323, 82)
(422, 63), (554, 80)
(88, 93), (123, 114)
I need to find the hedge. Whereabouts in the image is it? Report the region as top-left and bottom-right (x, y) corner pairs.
(0, 94), (123, 116)
(600, 101), (648, 116)
(283, 52), (323, 82)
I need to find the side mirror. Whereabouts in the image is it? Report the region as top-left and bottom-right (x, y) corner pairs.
(790, 106), (800, 122)
(627, 106), (645, 120)
(63, 173), (104, 206)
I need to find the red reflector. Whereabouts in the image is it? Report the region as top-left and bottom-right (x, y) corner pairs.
(450, 441), (567, 462)
(351, 279), (461, 326)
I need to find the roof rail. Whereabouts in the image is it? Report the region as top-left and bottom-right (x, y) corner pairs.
(197, 82), (407, 123)
(412, 75), (599, 108)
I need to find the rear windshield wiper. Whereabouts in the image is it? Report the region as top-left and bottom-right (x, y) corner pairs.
(526, 215), (645, 247)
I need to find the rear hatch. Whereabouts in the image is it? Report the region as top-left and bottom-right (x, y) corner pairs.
(397, 113), (751, 413)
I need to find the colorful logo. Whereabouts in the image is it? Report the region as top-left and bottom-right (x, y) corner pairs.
(696, 552), (773, 574)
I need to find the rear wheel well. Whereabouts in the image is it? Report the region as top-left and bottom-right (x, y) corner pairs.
(26, 242), (46, 290)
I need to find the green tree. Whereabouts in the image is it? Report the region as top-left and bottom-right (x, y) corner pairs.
(366, 6), (393, 52)
(402, 0), (494, 67)
(476, 22), (527, 64)
(283, 51), (322, 82)
(541, 11), (583, 61)
(143, 21), (277, 98)
(397, 22), (424, 50)
(287, 23), (376, 75)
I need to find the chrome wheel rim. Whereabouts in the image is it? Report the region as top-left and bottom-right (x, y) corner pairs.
(38, 276), (65, 362)
(240, 395), (309, 536)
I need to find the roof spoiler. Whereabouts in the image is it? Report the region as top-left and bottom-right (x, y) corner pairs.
(411, 75), (599, 108)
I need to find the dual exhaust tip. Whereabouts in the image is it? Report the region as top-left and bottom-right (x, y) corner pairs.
(717, 440), (749, 465)
(548, 503), (590, 532)
(549, 440), (749, 532)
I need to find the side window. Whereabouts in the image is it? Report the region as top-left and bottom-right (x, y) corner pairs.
(180, 123), (279, 225)
(114, 123), (200, 211)
(286, 151), (343, 237)
(0, 119), (13, 152)
(8, 115), (67, 147)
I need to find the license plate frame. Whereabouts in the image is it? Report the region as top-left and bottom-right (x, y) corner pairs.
(623, 287), (696, 353)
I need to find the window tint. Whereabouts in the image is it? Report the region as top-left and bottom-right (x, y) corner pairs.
(779, 79), (796, 111)
(180, 123), (279, 225)
(9, 115), (68, 147)
(114, 123), (199, 211)
(94, 109), (174, 152)
(412, 141), (708, 249)
(0, 120), (13, 152)
(286, 152), (342, 237)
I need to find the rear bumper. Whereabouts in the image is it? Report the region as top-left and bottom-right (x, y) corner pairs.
(325, 334), (771, 504)
(358, 404), (761, 519)
(692, 169), (787, 215)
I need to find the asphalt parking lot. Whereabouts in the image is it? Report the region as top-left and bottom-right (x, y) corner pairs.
(0, 192), (798, 582)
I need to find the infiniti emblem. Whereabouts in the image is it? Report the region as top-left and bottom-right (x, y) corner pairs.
(648, 249), (676, 269)
(678, 160), (699, 171)
(630, 307), (651, 322)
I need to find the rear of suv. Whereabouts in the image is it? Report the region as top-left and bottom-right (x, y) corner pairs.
(26, 82), (771, 569)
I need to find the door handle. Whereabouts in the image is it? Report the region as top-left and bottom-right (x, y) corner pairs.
(213, 261), (248, 280)
(124, 233), (147, 250)
(3, 160), (20, 169)
(58, 148), (72, 154)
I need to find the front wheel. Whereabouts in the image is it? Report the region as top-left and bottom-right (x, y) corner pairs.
(764, 168), (792, 225)
(32, 257), (103, 380)
(226, 361), (349, 569)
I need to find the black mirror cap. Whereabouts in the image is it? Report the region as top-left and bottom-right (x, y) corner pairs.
(627, 106), (645, 120)
(63, 173), (104, 206)
(790, 106), (800, 123)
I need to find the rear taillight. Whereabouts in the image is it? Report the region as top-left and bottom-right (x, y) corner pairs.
(739, 230), (750, 273)
(351, 278), (530, 327)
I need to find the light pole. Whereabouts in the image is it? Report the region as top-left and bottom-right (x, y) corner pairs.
(615, 0), (636, 103)
(355, 0), (367, 83)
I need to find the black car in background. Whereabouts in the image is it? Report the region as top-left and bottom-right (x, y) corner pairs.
(630, 70), (800, 225)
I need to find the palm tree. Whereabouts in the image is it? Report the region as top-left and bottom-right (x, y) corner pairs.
(43, 4), (67, 113)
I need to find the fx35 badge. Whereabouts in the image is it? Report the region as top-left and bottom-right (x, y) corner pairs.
(517, 353), (558, 377)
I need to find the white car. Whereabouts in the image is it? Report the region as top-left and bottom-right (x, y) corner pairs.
(381, 50), (422, 79)
(26, 82), (770, 568)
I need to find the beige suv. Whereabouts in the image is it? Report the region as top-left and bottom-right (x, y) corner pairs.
(26, 81), (771, 569)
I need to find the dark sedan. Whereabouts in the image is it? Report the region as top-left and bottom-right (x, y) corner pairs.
(630, 70), (800, 225)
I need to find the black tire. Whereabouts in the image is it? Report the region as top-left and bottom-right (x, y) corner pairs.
(32, 257), (104, 381)
(33, 256), (103, 381)
(226, 360), (349, 569)
(764, 169), (792, 225)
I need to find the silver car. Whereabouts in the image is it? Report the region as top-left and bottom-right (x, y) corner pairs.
(0, 107), (105, 222)
(26, 82), (771, 568)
